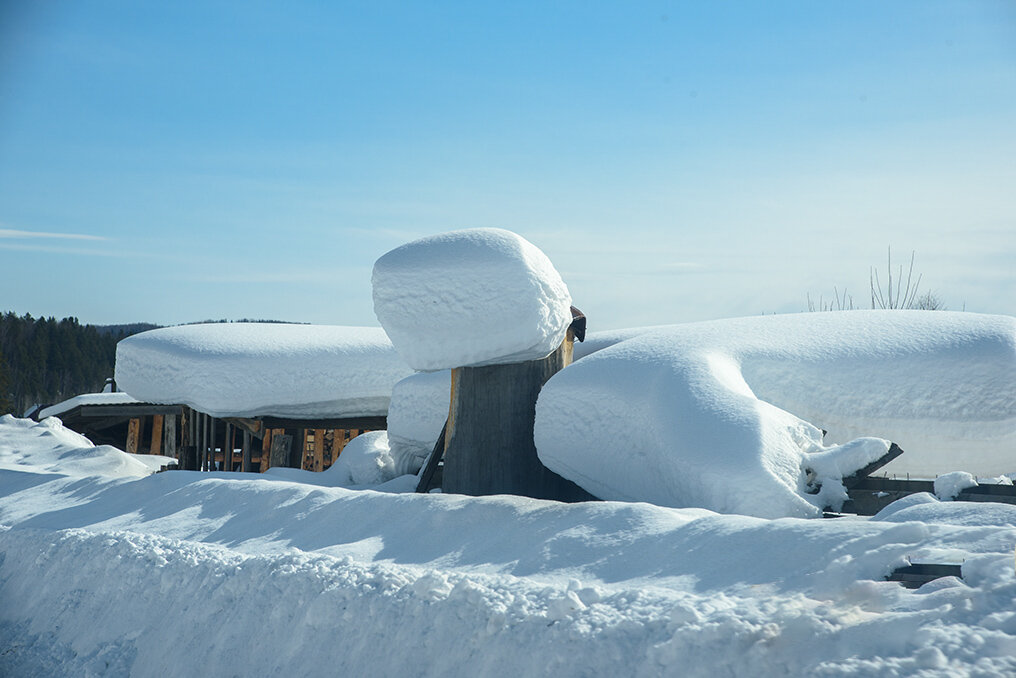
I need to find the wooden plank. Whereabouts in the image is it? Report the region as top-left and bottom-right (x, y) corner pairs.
(261, 429), (274, 471)
(416, 421), (448, 493)
(150, 415), (164, 456)
(223, 417), (265, 440)
(840, 443), (905, 489)
(258, 416), (387, 432)
(442, 336), (596, 502)
(163, 414), (177, 460)
(312, 429), (325, 473)
(886, 563), (962, 589)
(126, 418), (142, 454)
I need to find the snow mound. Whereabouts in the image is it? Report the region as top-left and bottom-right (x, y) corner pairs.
(328, 430), (397, 486)
(536, 311), (1016, 517)
(39, 392), (140, 419)
(0, 414), (156, 478)
(114, 323), (414, 418)
(372, 228), (573, 370)
(387, 370), (450, 475)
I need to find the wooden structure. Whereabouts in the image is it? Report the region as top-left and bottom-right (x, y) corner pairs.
(430, 310), (594, 501)
(41, 401), (184, 457)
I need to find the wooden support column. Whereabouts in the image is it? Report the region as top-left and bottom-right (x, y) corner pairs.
(210, 417), (217, 471)
(269, 433), (294, 468)
(163, 414), (177, 461)
(441, 333), (594, 502)
(126, 417), (143, 454)
(242, 430), (252, 472)
(261, 429), (274, 470)
(150, 415), (164, 456)
(312, 429), (325, 472)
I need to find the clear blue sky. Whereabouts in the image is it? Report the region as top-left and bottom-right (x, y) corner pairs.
(2, 1), (1014, 330)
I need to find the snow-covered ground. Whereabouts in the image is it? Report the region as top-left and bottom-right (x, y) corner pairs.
(3, 414), (1016, 677)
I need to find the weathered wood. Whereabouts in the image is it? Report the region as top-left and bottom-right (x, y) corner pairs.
(242, 430), (252, 472)
(150, 415), (164, 456)
(269, 434), (294, 469)
(442, 338), (596, 502)
(416, 421), (448, 493)
(843, 477), (1016, 515)
(223, 417), (265, 440)
(261, 429), (275, 470)
(180, 445), (197, 471)
(126, 418), (142, 454)
(886, 563), (963, 589)
(258, 416), (387, 432)
(312, 429), (325, 472)
(209, 417), (217, 471)
(163, 414), (177, 460)
(839, 443), (905, 489)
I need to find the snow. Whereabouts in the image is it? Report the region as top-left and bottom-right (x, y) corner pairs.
(935, 472), (979, 500)
(386, 369), (450, 475)
(545, 312), (1016, 500)
(114, 323), (414, 418)
(3, 415), (1016, 676)
(372, 228), (573, 370)
(38, 391), (140, 419)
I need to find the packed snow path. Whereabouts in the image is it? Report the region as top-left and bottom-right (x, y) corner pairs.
(2, 416), (1016, 677)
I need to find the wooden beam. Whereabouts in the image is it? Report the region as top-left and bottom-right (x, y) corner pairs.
(150, 415), (164, 456)
(242, 430), (252, 472)
(163, 414), (177, 460)
(223, 417), (265, 440)
(839, 443), (905, 489)
(126, 418), (142, 454)
(312, 429), (325, 473)
(416, 421), (448, 493)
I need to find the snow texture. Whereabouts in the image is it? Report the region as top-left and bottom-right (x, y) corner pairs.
(553, 311), (1016, 484)
(386, 370), (450, 475)
(114, 323), (413, 418)
(3, 415), (1016, 677)
(935, 472), (979, 500)
(38, 392), (140, 419)
(372, 228), (573, 370)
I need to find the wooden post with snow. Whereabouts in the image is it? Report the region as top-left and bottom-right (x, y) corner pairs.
(441, 325), (593, 501)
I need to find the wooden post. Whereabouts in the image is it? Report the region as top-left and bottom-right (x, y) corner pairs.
(242, 430), (252, 472)
(126, 417), (142, 454)
(312, 429), (325, 472)
(163, 414), (177, 461)
(150, 415), (164, 456)
(210, 417), (217, 471)
(261, 429), (274, 471)
(441, 333), (594, 501)
(269, 434), (294, 468)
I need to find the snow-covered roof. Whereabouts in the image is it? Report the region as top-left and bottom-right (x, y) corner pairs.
(114, 323), (414, 419)
(537, 311), (1016, 517)
(38, 392), (141, 420)
(372, 228), (573, 370)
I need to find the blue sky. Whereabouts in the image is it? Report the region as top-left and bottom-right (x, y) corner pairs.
(2, 1), (1014, 329)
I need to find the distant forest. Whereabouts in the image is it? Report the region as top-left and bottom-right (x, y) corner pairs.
(0, 313), (304, 416)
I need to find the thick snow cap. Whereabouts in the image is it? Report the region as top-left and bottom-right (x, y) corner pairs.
(536, 311), (1016, 518)
(372, 228), (573, 371)
(115, 324), (413, 418)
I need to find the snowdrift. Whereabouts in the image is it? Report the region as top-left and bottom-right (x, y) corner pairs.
(3, 415), (1016, 677)
(537, 311), (1016, 516)
(114, 323), (413, 418)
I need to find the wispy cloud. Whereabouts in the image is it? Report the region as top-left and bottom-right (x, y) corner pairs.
(0, 227), (108, 241)
(0, 241), (125, 257)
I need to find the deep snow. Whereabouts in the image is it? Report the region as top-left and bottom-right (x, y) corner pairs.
(372, 228), (573, 370)
(114, 323), (413, 418)
(2, 415), (1016, 677)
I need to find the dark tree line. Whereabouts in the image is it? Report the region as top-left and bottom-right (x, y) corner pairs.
(0, 312), (159, 416)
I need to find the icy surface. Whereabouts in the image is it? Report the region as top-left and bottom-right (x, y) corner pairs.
(553, 311), (1016, 483)
(115, 323), (413, 418)
(386, 370), (450, 475)
(3, 415), (1016, 677)
(372, 228), (573, 370)
(38, 392), (140, 419)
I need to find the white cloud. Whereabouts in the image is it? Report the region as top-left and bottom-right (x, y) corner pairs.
(0, 227), (108, 241)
